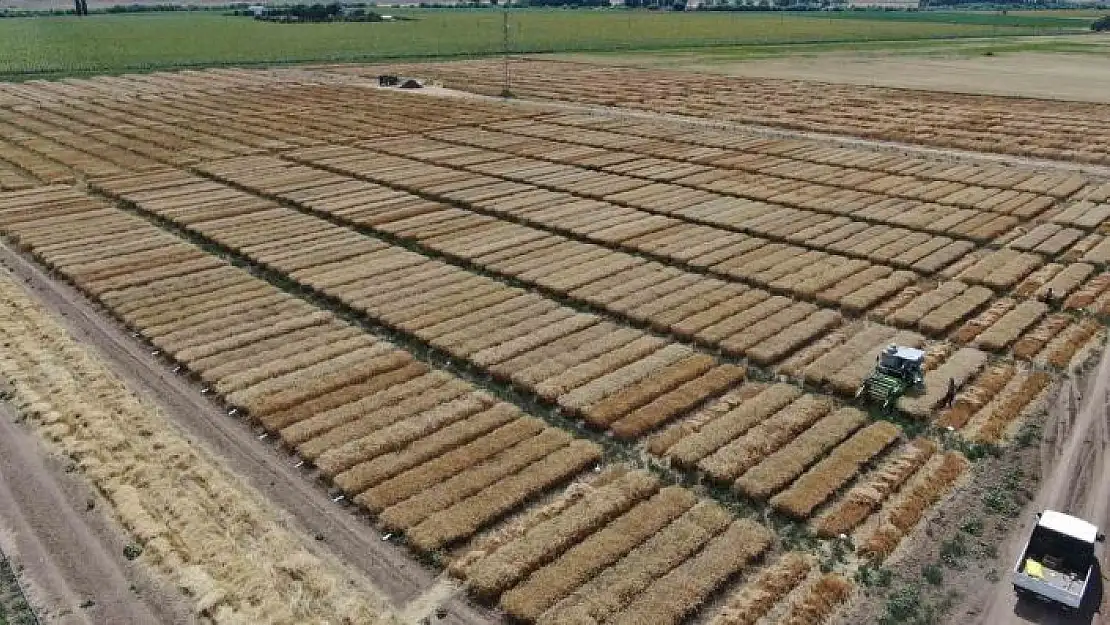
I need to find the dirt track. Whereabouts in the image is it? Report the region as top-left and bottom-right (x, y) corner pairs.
(0, 240), (499, 625)
(0, 400), (191, 625)
(974, 345), (1110, 625)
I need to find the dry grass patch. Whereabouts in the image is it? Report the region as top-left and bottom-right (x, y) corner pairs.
(708, 552), (811, 625)
(734, 407), (867, 500)
(770, 421), (901, 519)
(610, 364), (745, 439)
(859, 451), (969, 561)
(811, 439), (936, 538)
(777, 574), (853, 625)
(465, 470), (659, 600)
(607, 520), (773, 625)
(537, 500), (733, 625)
(499, 486), (697, 622)
(665, 383), (802, 469)
(0, 273), (398, 624)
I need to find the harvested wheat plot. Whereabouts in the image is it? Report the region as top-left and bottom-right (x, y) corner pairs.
(2, 65), (1103, 625)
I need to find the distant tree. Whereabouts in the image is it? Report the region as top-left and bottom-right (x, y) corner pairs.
(1093, 15), (1110, 31)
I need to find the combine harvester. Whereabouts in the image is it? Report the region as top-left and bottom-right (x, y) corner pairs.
(855, 345), (925, 412)
(1013, 510), (1104, 611)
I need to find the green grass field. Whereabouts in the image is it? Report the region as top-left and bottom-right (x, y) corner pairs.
(0, 8), (1093, 79)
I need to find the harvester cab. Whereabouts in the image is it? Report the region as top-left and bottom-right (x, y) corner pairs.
(855, 345), (925, 411)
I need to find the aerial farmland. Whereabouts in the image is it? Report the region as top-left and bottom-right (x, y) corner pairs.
(0, 16), (1109, 625)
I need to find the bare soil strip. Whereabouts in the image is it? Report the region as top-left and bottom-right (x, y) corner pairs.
(0, 400), (186, 625)
(0, 241), (498, 625)
(972, 344), (1110, 625)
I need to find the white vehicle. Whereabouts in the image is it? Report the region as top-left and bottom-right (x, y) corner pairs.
(1012, 510), (1105, 610)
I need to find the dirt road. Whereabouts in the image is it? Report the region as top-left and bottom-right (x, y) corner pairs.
(975, 346), (1110, 625)
(0, 400), (191, 625)
(0, 241), (499, 625)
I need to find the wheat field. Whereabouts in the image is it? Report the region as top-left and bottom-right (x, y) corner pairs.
(0, 63), (1106, 625)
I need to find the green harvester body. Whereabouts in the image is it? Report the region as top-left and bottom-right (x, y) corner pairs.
(856, 345), (925, 411)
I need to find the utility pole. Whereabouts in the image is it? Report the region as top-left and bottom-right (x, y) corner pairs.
(501, 6), (511, 97)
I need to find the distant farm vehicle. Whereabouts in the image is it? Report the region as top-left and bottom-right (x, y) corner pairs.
(1013, 510), (1104, 610)
(377, 75), (423, 89)
(855, 345), (925, 411)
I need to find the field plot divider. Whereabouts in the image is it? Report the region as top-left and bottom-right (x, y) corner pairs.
(411, 132), (989, 252)
(83, 183), (767, 519)
(187, 164), (773, 375)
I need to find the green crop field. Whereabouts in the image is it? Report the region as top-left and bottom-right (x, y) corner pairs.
(0, 8), (1091, 79)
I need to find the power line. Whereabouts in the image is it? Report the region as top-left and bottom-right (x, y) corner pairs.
(502, 5), (511, 97)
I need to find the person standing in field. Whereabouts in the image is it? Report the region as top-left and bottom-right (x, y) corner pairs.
(943, 377), (956, 409)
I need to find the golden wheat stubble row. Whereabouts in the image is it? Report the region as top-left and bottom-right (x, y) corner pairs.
(709, 552), (812, 625)
(363, 137), (985, 271)
(936, 363), (1015, 430)
(247, 168), (848, 361)
(465, 470), (661, 600)
(447, 61), (1110, 165)
(436, 122), (1052, 225)
(769, 421), (902, 519)
(97, 170), (825, 459)
(695, 393), (835, 484)
(185, 162), (847, 372)
(281, 146), (959, 301)
(499, 486), (697, 622)
(958, 369), (1051, 443)
(811, 438), (937, 539)
(734, 407), (869, 500)
(777, 574), (854, 625)
(0, 192), (427, 436)
(481, 116), (1083, 206)
(859, 451), (970, 561)
(536, 500), (735, 625)
(0, 187), (627, 566)
(958, 248), (1044, 291)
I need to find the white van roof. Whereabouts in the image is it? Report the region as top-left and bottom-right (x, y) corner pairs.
(1039, 510), (1099, 544)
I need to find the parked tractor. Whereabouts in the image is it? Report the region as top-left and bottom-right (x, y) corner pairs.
(855, 345), (925, 411)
